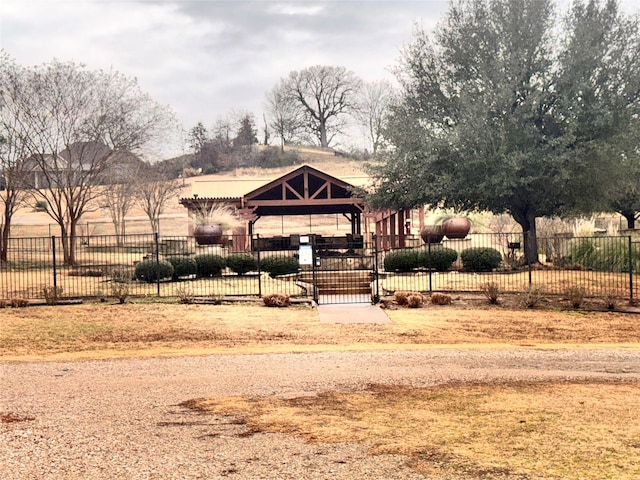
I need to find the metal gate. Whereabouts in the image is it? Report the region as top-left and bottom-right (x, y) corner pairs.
(302, 239), (379, 305)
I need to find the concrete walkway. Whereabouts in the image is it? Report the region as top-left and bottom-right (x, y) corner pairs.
(317, 303), (391, 324)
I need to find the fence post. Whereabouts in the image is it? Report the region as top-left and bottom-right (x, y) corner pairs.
(256, 234), (262, 298)
(629, 236), (634, 305)
(372, 234), (379, 304)
(312, 243), (319, 304)
(155, 232), (161, 297)
(51, 236), (57, 294)
(428, 240), (433, 294)
(527, 231), (533, 288)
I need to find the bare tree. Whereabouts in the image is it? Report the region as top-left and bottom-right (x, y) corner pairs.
(265, 79), (306, 151)
(280, 65), (362, 148)
(4, 59), (176, 264)
(353, 80), (396, 154)
(99, 153), (143, 244)
(0, 54), (31, 262)
(136, 164), (185, 235)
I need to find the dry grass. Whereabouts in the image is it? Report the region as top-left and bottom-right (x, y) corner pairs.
(2, 302), (640, 361)
(185, 382), (640, 480)
(381, 270), (634, 297)
(2, 298), (640, 478)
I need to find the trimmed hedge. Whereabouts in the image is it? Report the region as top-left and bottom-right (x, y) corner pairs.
(383, 249), (421, 272)
(194, 254), (226, 277)
(134, 259), (174, 283)
(226, 253), (258, 275)
(167, 256), (197, 280)
(260, 256), (300, 277)
(384, 247), (459, 273)
(460, 247), (502, 272)
(418, 247), (458, 272)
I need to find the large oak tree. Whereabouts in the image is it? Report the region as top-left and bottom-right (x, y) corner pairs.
(369, 0), (640, 263)
(274, 65), (362, 148)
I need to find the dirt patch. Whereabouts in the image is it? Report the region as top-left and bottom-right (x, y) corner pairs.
(1, 412), (35, 424)
(185, 381), (640, 480)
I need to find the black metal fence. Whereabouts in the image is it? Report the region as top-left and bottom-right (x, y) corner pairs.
(377, 233), (638, 302)
(0, 232), (638, 304)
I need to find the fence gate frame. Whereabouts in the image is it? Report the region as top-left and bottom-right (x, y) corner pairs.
(306, 236), (379, 305)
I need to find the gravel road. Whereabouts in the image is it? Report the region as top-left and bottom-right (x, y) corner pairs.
(2, 348), (639, 479)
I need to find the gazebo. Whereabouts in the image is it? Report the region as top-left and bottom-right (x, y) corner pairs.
(179, 164), (370, 251)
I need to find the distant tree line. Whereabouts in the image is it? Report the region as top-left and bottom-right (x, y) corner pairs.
(184, 113), (303, 175)
(182, 69), (396, 176)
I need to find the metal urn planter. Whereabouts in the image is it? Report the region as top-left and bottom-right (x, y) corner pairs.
(420, 224), (445, 244)
(194, 224), (224, 245)
(442, 217), (471, 239)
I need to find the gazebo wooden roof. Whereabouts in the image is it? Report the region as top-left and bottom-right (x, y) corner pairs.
(180, 164), (366, 219)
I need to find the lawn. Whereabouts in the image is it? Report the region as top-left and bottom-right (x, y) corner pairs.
(2, 300), (639, 479)
(2, 301), (640, 361)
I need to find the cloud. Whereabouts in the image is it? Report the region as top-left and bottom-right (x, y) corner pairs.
(3, 0), (635, 155)
(2, 0), (445, 136)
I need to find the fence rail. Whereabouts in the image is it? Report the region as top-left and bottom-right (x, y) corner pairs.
(0, 232), (638, 304)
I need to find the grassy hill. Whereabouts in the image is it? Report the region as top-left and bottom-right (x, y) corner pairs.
(10, 145), (372, 238)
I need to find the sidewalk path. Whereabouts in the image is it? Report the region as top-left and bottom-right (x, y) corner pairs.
(317, 303), (391, 324)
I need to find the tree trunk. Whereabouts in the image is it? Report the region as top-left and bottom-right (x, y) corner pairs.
(319, 121), (328, 148)
(60, 224), (71, 266)
(60, 221), (78, 266)
(1, 218), (11, 262)
(68, 220), (78, 266)
(112, 215), (125, 247)
(621, 210), (636, 230)
(511, 209), (539, 265)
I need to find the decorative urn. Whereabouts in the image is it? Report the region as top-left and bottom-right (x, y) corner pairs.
(442, 217), (471, 239)
(194, 224), (224, 245)
(420, 224), (445, 244)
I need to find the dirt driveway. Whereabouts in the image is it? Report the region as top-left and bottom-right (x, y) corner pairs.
(2, 349), (639, 480)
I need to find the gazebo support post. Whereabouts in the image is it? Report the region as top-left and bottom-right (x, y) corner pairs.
(397, 210), (406, 249)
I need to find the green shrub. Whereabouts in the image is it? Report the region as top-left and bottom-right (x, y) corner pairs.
(226, 253), (258, 275)
(566, 238), (640, 272)
(460, 247), (502, 272)
(194, 254), (226, 277)
(260, 256), (300, 277)
(134, 259), (174, 283)
(418, 247), (458, 272)
(383, 249), (421, 272)
(167, 256), (198, 280)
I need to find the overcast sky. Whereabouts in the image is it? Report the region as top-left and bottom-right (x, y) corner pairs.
(0, 0), (448, 151)
(1, 0), (639, 155)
